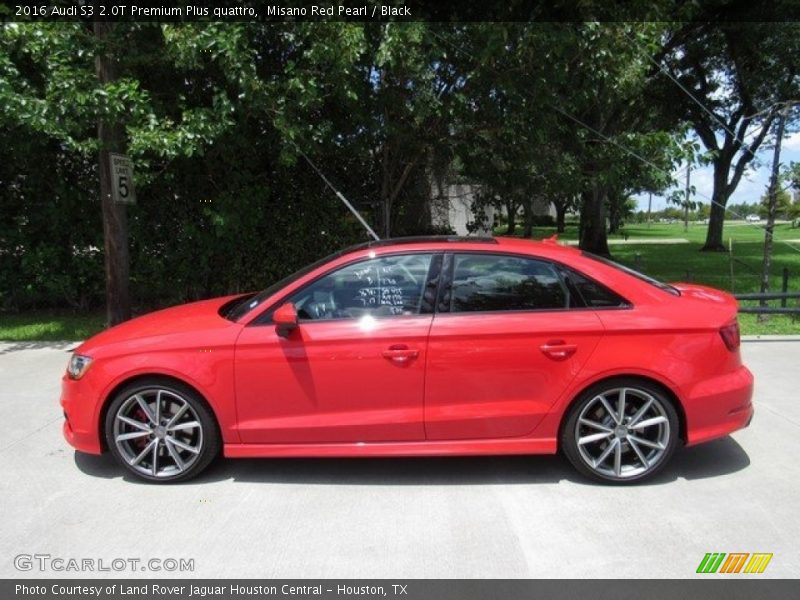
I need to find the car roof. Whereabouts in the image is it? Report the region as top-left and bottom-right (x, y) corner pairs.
(344, 235), (579, 258)
(346, 234), (569, 248)
(350, 235), (497, 249)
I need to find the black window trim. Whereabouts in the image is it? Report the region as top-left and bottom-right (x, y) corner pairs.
(434, 251), (632, 317)
(249, 249), (632, 326)
(250, 250), (444, 326)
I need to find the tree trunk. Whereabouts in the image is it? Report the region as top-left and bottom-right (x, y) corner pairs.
(521, 199), (533, 238)
(505, 200), (516, 235)
(701, 156), (735, 252)
(94, 22), (131, 326)
(608, 195), (621, 235)
(555, 202), (566, 234)
(759, 110), (787, 320)
(579, 186), (610, 256)
(701, 190), (729, 252)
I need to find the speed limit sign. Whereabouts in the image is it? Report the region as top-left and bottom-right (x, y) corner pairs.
(110, 153), (136, 205)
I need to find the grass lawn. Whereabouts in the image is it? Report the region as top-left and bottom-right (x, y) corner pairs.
(0, 311), (106, 342)
(502, 220), (800, 245)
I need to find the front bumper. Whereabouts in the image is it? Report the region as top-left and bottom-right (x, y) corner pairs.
(684, 365), (754, 446)
(60, 374), (103, 455)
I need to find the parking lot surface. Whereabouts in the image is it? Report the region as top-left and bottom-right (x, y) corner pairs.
(1, 339), (798, 578)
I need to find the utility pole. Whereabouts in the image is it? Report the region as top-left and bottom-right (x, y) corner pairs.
(94, 22), (131, 326)
(759, 106), (789, 322)
(684, 163), (691, 233)
(647, 192), (652, 228)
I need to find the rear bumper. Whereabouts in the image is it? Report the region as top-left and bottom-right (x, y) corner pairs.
(60, 375), (103, 455)
(684, 365), (754, 446)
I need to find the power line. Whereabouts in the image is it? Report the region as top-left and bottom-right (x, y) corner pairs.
(293, 145), (380, 241)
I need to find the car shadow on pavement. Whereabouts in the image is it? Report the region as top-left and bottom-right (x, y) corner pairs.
(73, 435), (749, 486)
(0, 341), (77, 355)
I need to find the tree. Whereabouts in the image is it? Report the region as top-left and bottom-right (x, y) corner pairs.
(608, 196), (638, 234)
(650, 19), (800, 250)
(453, 23), (681, 254)
(758, 188), (793, 219)
(551, 23), (681, 255)
(0, 23), (238, 321)
(551, 195), (578, 234)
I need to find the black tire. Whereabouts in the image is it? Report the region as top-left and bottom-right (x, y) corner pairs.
(561, 378), (680, 484)
(104, 378), (221, 483)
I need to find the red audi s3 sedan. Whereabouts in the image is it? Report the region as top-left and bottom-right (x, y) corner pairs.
(61, 236), (753, 483)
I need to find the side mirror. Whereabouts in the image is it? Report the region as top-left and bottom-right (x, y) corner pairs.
(273, 303), (298, 338)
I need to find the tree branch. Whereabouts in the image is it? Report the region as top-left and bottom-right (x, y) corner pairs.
(727, 111), (776, 195)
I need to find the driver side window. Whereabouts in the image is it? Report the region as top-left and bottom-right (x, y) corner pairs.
(287, 254), (434, 321)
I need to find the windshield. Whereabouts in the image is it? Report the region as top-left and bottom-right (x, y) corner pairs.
(225, 243), (370, 322)
(581, 252), (680, 296)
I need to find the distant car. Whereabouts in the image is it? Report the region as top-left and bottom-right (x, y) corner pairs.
(746, 214), (761, 223)
(61, 236), (754, 484)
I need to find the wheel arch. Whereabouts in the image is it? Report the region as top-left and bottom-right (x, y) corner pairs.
(557, 374), (687, 450)
(97, 373), (222, 453)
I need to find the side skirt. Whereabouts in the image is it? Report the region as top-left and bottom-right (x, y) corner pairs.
(224, 437), (558, 458)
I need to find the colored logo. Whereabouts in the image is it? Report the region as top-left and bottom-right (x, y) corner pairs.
(696, 553), (773, 574)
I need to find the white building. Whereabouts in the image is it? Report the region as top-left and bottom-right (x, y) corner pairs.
(430, 183), (495, 236)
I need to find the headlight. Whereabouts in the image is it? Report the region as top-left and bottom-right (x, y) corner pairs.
(67, 354), (93, 380)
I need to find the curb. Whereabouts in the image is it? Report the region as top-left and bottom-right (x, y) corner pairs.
(742, 335), (800, 342)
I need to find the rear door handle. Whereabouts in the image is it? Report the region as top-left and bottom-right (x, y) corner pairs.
(540, 340), (577, 361)
(382, 344), (420, 363)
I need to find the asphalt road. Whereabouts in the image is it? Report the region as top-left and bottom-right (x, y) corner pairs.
(1, 338), (798, 578)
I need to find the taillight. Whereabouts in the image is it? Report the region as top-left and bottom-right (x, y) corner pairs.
(719, 321), (740, 351)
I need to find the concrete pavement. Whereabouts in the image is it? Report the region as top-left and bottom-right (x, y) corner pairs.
(0, 339), (798, 578)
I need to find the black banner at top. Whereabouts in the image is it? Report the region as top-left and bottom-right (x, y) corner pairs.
(3, 0), (800, 23)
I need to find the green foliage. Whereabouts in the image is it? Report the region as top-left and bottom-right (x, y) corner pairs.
(758, 188), (795, 219)
(1, 21), (797, 314)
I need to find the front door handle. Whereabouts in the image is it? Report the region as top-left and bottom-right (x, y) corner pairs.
(382, 344), (420, 363)
(540, 340), (577, 361)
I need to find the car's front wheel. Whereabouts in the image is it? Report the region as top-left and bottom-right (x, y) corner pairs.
(561, 379), (679, 483)
(104, 379), (220, 483)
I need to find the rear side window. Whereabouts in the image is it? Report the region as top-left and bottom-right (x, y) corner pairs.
(559, 267), (630, 308)
(450, 254), (567, 312)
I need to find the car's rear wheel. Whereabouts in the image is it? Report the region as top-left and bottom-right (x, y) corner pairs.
(104, 379), (220, 483)
(561, 379), (679, 483)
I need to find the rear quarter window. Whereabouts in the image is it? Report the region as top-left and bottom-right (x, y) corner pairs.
(559, 267), (630, 308)
(581, 252), (680, 296)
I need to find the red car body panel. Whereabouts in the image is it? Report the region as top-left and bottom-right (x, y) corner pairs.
(234, 315), (432, 443)
(60, 237), (753, 460)
(424, 310), (604, 440)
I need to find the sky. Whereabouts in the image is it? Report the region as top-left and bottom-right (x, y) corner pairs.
(633, 129), (800, 212)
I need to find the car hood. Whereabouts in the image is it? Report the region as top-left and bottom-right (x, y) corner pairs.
(77, 295), (244, 356)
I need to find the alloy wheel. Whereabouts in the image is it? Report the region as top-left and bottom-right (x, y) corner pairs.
(574, 387), (671, 480)
(112, 388), (204, 479)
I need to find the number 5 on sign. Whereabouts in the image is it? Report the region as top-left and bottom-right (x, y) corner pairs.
(110, 153), (136, 205)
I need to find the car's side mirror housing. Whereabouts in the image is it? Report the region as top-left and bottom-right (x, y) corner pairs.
(273, 303), (299, 338)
